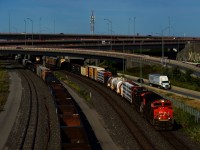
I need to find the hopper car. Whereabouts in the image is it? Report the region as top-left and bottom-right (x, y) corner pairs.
(20, 60), (95, 149)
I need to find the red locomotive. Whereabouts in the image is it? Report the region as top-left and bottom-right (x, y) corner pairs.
(135, 91), (173, 130)
(120, 81), (174, 130)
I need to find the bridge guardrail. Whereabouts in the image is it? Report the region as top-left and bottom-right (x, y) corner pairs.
(0, 46), (200, 73)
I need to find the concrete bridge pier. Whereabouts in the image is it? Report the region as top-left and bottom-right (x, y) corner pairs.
(84, 58), (100, 66)
(42, 56), (46, 67)
(125, 56), (142, 70)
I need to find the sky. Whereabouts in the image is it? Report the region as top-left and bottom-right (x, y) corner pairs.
(0, 0), (200, 37)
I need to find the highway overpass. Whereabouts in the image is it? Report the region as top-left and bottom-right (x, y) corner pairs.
(0, 33), (191, 58)
(0, 46), (200, 76)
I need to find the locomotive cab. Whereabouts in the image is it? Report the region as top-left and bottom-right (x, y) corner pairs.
(151, 100), (174, 129)
(141, 92), (174, 130)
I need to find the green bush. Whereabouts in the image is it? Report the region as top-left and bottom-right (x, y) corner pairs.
(0, 69), (9, 112)
(174, 108), (195, 128)
(186, 127), (200, 143)
(174, 108), (200, 143)
(54, 71), (92, 104)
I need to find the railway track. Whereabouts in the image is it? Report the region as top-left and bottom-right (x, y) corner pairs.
(61, 71), (155, 150)
(159, 131), (190, 150)
(18, 69), (39, 149)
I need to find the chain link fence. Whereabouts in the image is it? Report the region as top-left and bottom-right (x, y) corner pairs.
(161, 94), (200, 124)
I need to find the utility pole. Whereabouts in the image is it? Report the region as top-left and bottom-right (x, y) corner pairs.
(104, 18), (112, 50)
(8, 13), (10, 33)
(168, 16), (171, 36)
(90, 10), (95, 34)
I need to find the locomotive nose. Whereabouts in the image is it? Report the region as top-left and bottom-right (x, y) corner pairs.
(157, 108), (171, 120)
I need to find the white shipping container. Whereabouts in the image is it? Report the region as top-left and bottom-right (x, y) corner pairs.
(81, 66), (86, 76)
(97, 70), (112, 84)
(121, 81), (135, 103)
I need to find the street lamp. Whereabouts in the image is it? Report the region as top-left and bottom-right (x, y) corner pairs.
(133, 17), (136, 43)
(104, 18), (112, 50)
(27, 18), (33, 46)
(8, 13), (10, 33)
(107, 23), (110, 34)
(24, 20), (26, 46)
(123, 40), (125, 74)
(128, 17), (131, 35)
(133, 17), (136, 35)
(39, 17), (42, 34)
(161, 26), (170, 66)
(140, 40), (144, 85)
(53, 18), (55, 34)
(39, 17), (42, 40)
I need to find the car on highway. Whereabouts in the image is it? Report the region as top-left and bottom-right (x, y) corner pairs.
(16, 46), (23, 49)
(196, 64), (200, 68)
(136, 78), (144, 83)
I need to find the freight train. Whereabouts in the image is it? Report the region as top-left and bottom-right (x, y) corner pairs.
(22, 57), (174, 130)
(63, 63), (174, 130)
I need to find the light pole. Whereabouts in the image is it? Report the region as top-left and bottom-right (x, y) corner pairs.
(133, 17), (136, 43)
(123, 40), (125, 74)
(128, 17), (131, 35)
(133, 17), (136, 35)
(107, 23), (110, 34)
(8, 13), (10, 33)
(140, 40), (144, 84)
(44, 27), (51, 33)
(39, 17), (42, 34)
(39, 17), (42, 40)
(168, 16), (171, 36)
(27, 18), (33, 46)
(53, 18), (55, 34)
(24, 20), (26, 46)
(161, 26), (170, 66)
(104, 18), (112, 50)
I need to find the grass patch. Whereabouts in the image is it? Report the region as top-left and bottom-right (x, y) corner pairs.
(0, 69), (9, 112)
(174, 108), (200, 143)
(54, 71), (92, 104)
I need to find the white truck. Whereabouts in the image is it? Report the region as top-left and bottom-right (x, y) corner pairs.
(149, 74), (171, 89)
